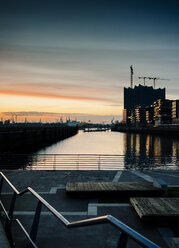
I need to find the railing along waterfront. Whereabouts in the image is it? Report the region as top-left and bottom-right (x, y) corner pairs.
(0, 154), (178, 170)
(0, 172), (160, 248)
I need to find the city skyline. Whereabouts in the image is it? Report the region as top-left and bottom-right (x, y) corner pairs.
(0, 0), (179, 123)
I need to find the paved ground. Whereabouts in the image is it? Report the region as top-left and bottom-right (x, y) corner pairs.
(1, 169), (179, 248)
(0, 222), (10, 248)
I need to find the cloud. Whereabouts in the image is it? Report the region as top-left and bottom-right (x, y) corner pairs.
(0, 88), (110, 102)
(0, 79), (121, 104)
(107, 104), (123, 107)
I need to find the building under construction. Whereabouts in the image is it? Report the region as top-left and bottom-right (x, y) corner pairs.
(123, 66), (166, 125)
(124, 84), (166, 111)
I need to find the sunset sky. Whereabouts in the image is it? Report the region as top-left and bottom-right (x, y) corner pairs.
(0, 0), (179, 123)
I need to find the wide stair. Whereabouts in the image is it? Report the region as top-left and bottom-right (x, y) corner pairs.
(0, 172), (169, 248)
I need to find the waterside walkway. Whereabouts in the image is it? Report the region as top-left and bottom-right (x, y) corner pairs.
(1, 170), (179, 248)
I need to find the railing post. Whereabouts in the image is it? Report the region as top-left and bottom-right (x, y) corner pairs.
(8, 192), (17, 220)
(5, 192), (17, 247)
(35, 156), (38, 168)
(0, 176), (4, 198)
(117, 232), (128, 248)
(30, 200), (42, 243)
(53, 154), (56, 171)
(0, 177), (4, 217)
(77, 154), (79, 170)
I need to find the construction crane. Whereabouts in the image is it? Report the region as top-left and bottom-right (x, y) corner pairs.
(147, 77), (169, 89)
(130, 65), (134, 88)
(138, 76), (148, 86)
(111, 117), (114, 124)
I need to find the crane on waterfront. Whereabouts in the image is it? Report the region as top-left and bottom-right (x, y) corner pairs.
(147, 77), (169, 88)
(130, 65), (134, 88)
(111, 117), (114, 124)
(138, 76), (148, 86)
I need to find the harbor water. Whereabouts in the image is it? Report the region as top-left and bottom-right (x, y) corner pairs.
(36, 130), (179, 157)
(30, 130), (179, 170)
(1, 130), (178, 170)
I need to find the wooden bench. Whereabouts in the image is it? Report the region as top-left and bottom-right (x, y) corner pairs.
(66, 182), (165, 197)
(130, 197), (179, 224)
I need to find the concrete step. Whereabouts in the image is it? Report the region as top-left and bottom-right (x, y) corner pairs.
(0, 195), (168, 248)
(0, 223), (10, 248)
(10, 212), (167, 248)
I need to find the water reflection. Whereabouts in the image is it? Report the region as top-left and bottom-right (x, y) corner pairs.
(36, 130), (125, 155)
(0, 131), (178, 170)
(123, 133), (179, 169)
(34, 131), (179, 169)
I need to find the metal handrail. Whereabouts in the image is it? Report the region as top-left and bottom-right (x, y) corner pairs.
(0, 172), (160, 248)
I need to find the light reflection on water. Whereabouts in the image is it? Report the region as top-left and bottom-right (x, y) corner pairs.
(29, 130), (179, 170)
(1, 131), (178, 170)
(36, 130), (179, 158)
(36, 130), (124, 154)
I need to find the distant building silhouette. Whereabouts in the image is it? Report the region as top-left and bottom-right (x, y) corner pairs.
(124, 84), (165, 111)
(172, 100), (179, 124)
(135, 106), (147, 127)
(123, 84), (165, 124)
(153, 99), (172, 125)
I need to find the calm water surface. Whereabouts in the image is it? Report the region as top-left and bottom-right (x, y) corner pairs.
(36, 130), (179, 157)
(37, 131), (124, 154)
(2, 130), (178, 170)
(26, 130), (178, 170)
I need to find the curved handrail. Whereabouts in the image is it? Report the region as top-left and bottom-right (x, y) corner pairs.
(0, 172), (160, 248)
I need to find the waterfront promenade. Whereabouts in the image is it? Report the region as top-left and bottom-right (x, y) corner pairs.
(1, 169), (179, 247)
(0, 124), (78, 153)
(112, 125), (179, 136)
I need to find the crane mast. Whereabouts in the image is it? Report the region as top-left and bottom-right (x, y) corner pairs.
(138, 76), (148, 86)
(130, 65), (134, 88)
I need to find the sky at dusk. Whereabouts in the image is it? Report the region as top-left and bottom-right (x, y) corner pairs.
(0, 0), (179, 123)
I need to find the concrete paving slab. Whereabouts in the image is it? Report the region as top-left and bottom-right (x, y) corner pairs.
(172, 237), (179, 248)
(119, 170), (147, 182)
(112, 171), (122, 182)
(11, 215), (118, 248)
(0, 222), (10, 248)
(142, 171), (179, 185)
(131, 171), (155, 182)
(1, 190), (89, 212)
(10, 213), (161, 248)
(1, 170), (178, 248)
(98, 205), (168, 248)
(1, 170), (117, 192)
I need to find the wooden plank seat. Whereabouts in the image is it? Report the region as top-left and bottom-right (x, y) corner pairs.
(130, 197), (179, 224)
(66, 182), (165, 197)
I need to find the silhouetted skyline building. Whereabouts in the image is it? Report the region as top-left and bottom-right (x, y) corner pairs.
(124, 84), (165, 111)
(172, 100), (179, 124)
(135, 106), (147, 126)
(153, 99), (172, 125)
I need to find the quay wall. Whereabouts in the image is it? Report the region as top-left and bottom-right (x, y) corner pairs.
(112, 125), (179, 136)
(0, 125), (78, 153)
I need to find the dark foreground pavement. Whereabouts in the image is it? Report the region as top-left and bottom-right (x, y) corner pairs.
(1, 170), (179, 248)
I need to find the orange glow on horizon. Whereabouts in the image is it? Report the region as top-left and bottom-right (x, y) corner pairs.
(0, 78), (123, 122)
(0, 89), (108, 102)
(0, 92), (123, 120)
